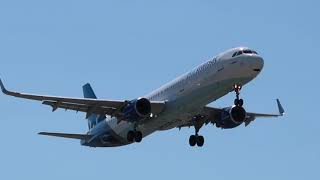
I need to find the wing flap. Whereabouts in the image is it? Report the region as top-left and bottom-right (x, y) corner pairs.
(42, 101), (117, 114)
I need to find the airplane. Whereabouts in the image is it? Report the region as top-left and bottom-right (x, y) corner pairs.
(0, 47), (285, 147)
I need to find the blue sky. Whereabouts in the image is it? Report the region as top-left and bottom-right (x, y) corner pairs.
(0, 0), (319, 179)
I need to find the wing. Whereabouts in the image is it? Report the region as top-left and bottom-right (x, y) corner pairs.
(205, 99), (284, 126)
(178, 99), (285, 128)
(0, 79), (165, 117)
(246, 99), (285, 118)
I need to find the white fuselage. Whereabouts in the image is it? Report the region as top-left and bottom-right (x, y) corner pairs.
(86, 47), (264, 147)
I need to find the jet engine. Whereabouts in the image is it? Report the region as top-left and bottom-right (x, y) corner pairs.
(215, 106), (247, 129)
(122, 98), (151, 122)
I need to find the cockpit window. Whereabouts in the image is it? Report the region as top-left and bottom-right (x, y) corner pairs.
(232, 52), (237, 57)
(232, 49), (258, 57)
(243, 50), (252, 54)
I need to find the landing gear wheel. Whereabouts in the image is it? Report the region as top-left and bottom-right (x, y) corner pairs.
(196, 136), (204, 147)
(189, 135), (197, 146)
(189, 135), (205, 147)
(127, 130), (143, 143)
(127, 131), (135, 142)
(234, 99), (239, 106)
(134, 131), (143, 143)
(239, 99), (244, 107)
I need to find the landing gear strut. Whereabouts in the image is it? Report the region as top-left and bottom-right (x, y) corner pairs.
(233, 84), (244, 107)
(189, 118), (205, 147)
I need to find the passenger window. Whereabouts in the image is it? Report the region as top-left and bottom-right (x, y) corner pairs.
(232, 52), (237, 57)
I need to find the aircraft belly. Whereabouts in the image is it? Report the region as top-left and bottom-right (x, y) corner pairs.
(139, 77), (254, 133)
(100, 76), (254, 147)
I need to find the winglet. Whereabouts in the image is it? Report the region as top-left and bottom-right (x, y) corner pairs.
(0, 78), (8, 94)
(276, 99), (285, 116)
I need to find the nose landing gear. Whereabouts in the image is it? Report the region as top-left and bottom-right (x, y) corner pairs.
(233, 84), (244, 107)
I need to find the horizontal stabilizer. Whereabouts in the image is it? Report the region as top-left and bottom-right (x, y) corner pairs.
(38, 132), (92, 140)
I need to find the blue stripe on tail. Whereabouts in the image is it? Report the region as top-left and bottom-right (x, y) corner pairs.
(83, 83), (98, 130)
(83, 83), (97, 99)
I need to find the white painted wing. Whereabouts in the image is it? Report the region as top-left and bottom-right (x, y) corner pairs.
(178, 99), (284, 128)
(204, 101), (284, 126)
(0, 79), (165, 116)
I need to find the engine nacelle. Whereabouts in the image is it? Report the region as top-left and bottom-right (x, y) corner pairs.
(216, 106), (246, 129)
(122, 97), (151, 122)
(229, 106), (246, 124)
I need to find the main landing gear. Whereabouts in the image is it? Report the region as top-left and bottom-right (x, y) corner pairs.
(189, 134), (204, 147)
(233, 84), (244, 107)
(127, 130), (143, 143)
(189, 117), (205, 147)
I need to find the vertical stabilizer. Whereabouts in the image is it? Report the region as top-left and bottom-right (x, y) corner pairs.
(83, 83), (97, 99)
(83, 83), (98, 130)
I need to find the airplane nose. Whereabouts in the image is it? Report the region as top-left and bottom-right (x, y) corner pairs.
(252, 56), (264, 72)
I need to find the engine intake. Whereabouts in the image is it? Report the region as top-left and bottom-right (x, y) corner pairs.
(135, 98), (151, 117)
(229, 106), (246, 124)
(122, 98), (151, 122)
(216, 106), (247, 129)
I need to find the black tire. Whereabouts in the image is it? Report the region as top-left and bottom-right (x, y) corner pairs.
(234, 99), (239, 106)
(134, 131), (143, 143)
(127, 131), (135, 142)
(189, 135), (197, 146)
(216, 123), (221, 128)
(239, 99), (244, 107)
(197, 136), (204, 147)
